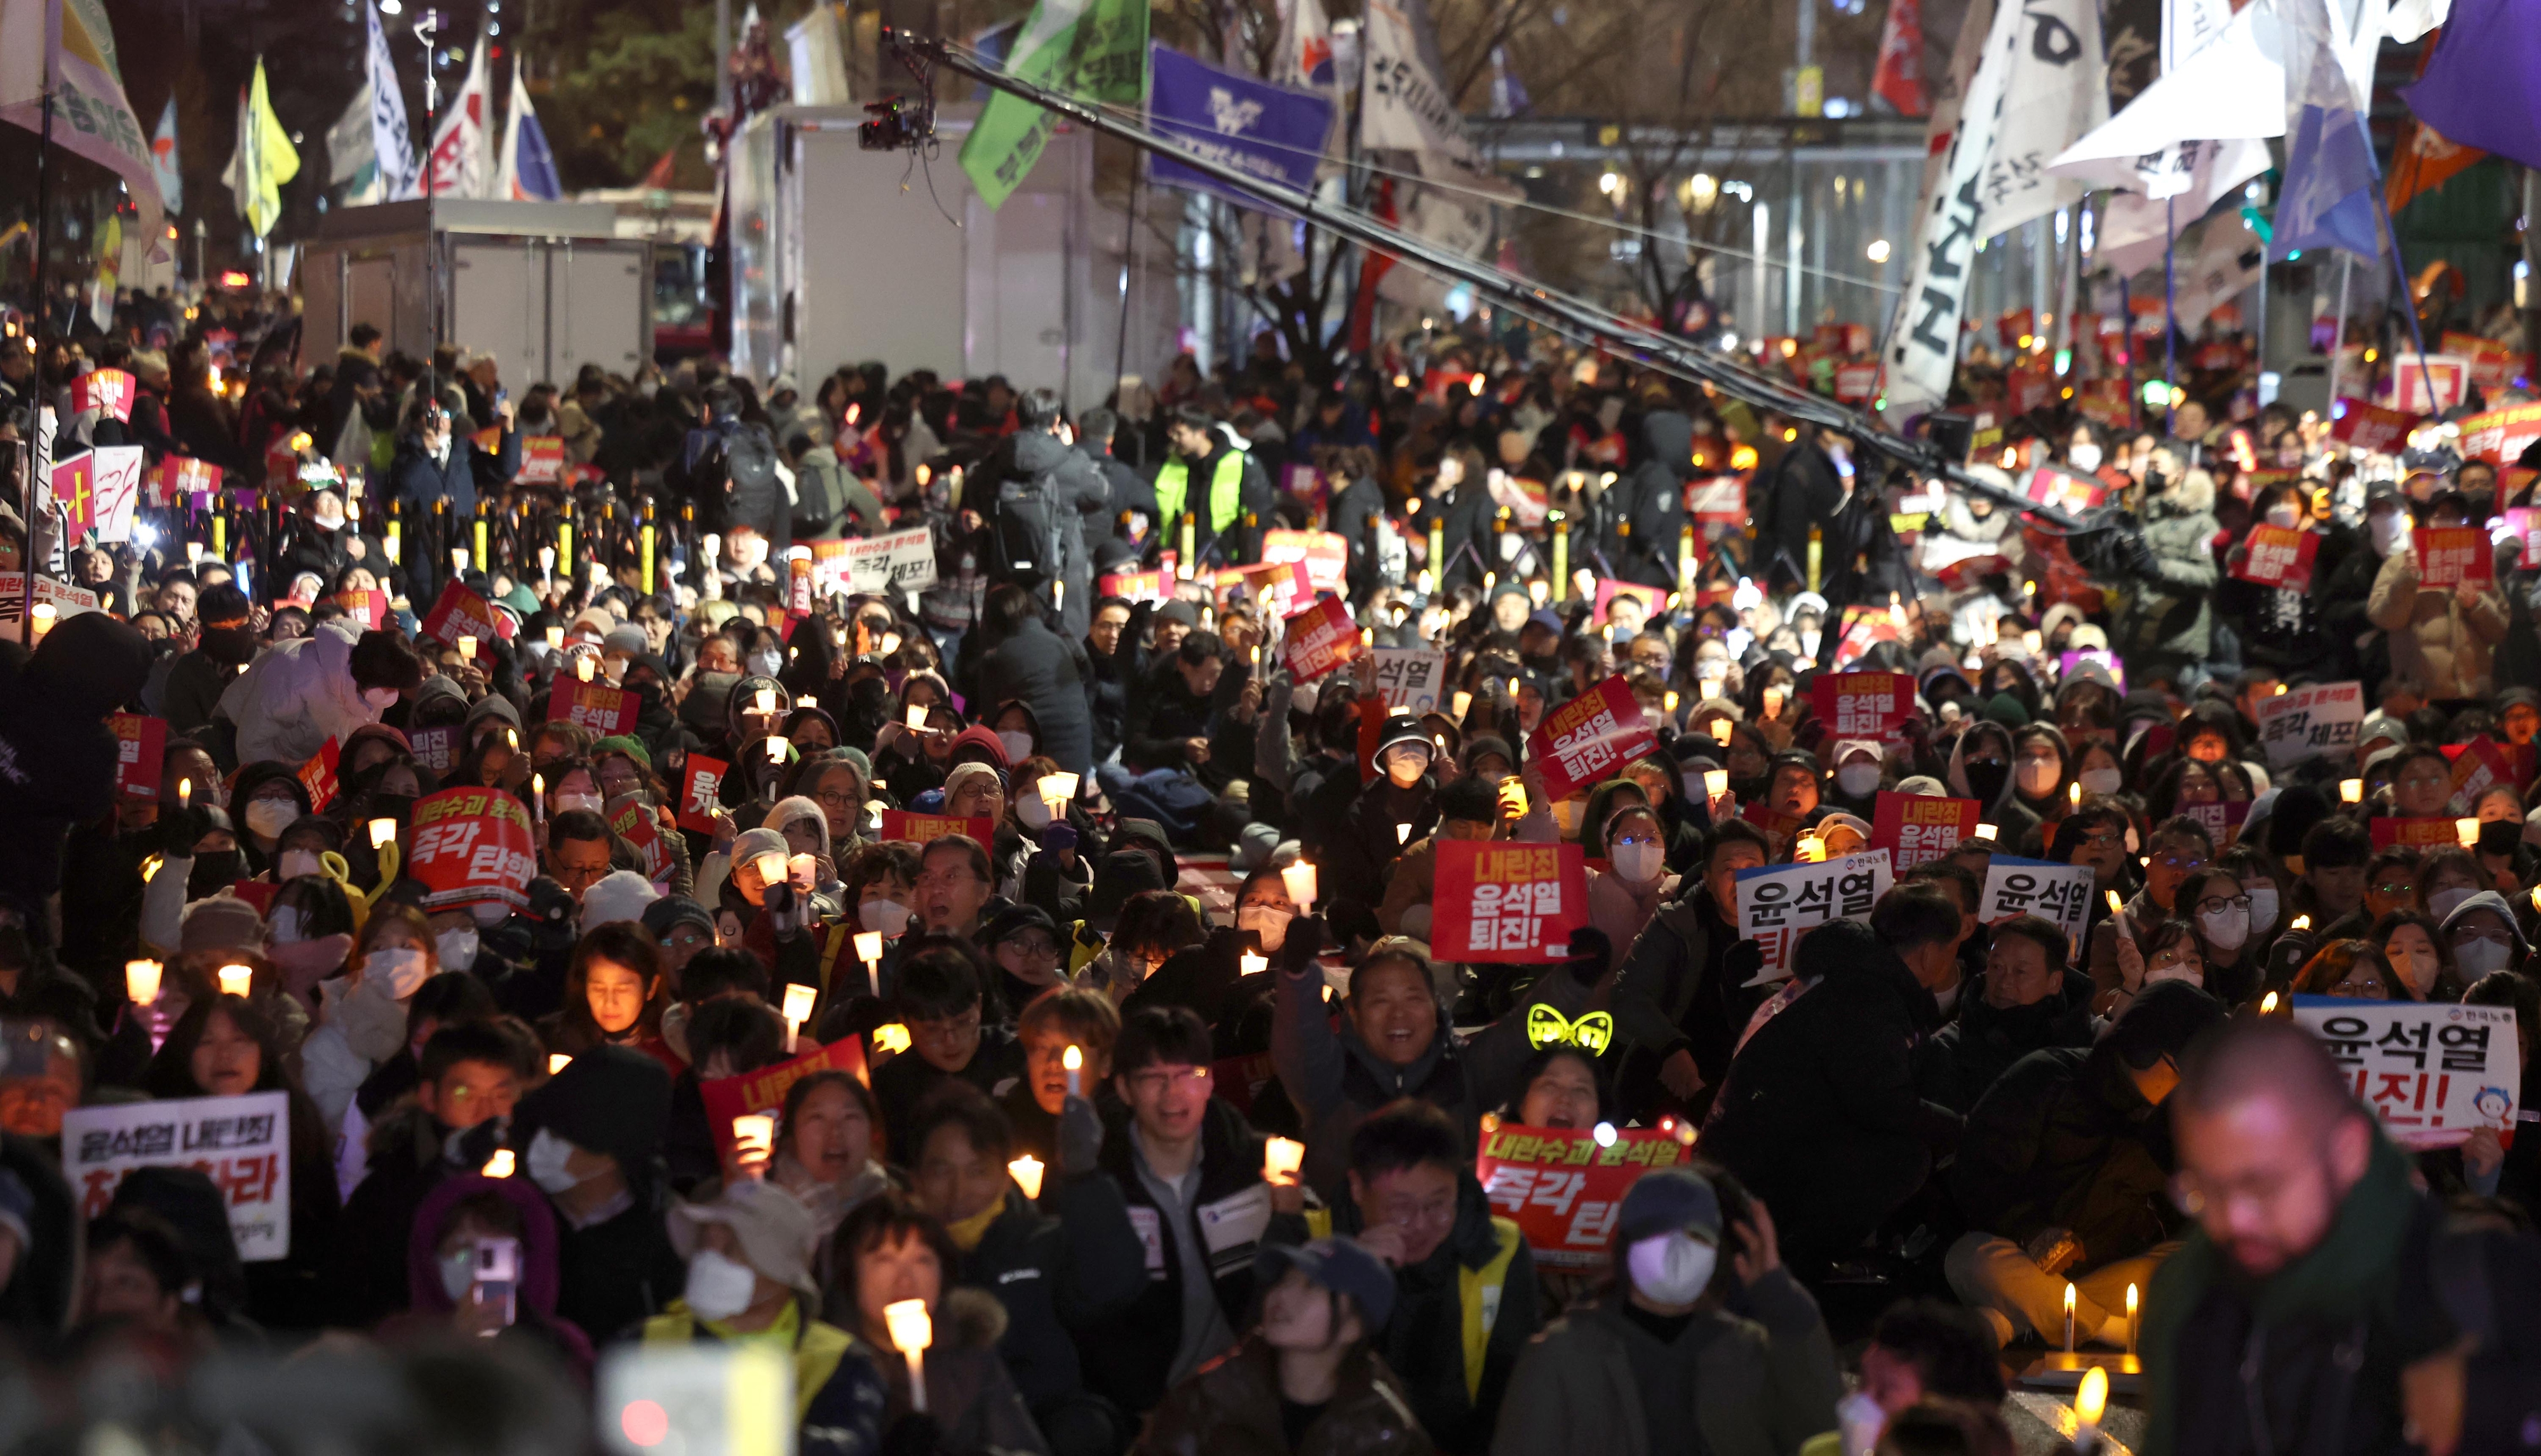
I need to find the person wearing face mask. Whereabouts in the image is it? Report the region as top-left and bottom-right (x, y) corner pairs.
(1586, 804), (1679, 954)
(1945, 718), (2040, 847)
(2108, 452), (2220, 688)
(641, 1178), (888, 1456)
(2438, 891), (2526, 986)
(298, 905), (442, 1136)
(158, 583), (259, 739)
(2172, 868), (2263, 1005)
(2220, 483), (2338, 675)
(1129, 866), (1303, 1035)
(215, 616), (426, 770)
(2369, 487), (2511, 701)
(2007, 725), (2074, 830)
(382, 1173), (595, 1386)
(1492, 1166), (1838, 1456)
(1818, 739), (1887, 818)
(1325, 718), (1442, 920)
(513, 1042), (688, 1345)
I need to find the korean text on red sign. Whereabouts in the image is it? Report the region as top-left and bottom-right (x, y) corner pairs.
(547, 680), (637, 735)
(699, 1037), (872, 1159)
(2415, 526), (2494, 590)
(2231, 525), (2320, 591)
(406, 787), (538, 911)
(1528, 676), (1655, 802)
(1809, 671), (1913, 738)
(678, 756), (731, 835)
(1478, 1122), (1688, 1271)
(1977, 854), (2094, 948)
(109, 713), (166, 800)
(1870, 792), (1979, 872)
(879, 811), (995, 847)
(1281, 597), (1361, 682)
(296, 737), (341, 813)
(1431, 841), (1589, 963)
(2291, 997), (2518, 1150)
(64, 1091), (292, 1259)
(2253, 680), (2363, 767)
(2371, 817), (2463, 851)
(1734, 850), (1895, 983)
(418, 579), (515, 645)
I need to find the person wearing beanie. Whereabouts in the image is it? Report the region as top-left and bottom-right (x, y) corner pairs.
(512, 1042), (687, 1345)
(162, 581), (257, 738)
(1944, 978), (2226, 1350)
(642, 896), (720, 981)
(1323, 717), (1441, 924)
(1492, 1166), (1840, 1456)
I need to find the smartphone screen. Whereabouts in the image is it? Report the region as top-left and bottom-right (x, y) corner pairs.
(473, 1236), (522, 1330)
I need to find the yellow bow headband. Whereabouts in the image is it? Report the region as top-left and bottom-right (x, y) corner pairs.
(1526, 1005), (1613, 1056)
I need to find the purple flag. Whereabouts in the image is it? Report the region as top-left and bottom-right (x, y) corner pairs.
(2401, 0), (2541, 171)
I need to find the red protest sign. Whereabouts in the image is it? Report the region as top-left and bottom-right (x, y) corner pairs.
(1685, 476), (1745, 524)
(295, 738), (341, 813)
(2232, 525), (2321, 591)
(677, 755), (730, 835)
(72, 368), (135, 422)
(1592, 579), (1664, 624)
(2372, 817), (2465, 851)
(1281, 596), (1361, 682)
(516, 436), (567, 485)
(406, 786), (539, 910)
(2414, 526), (2494, 590)
(2448, 736), (2521, 812)
(1870, 792), (1980, 871)
(334, 589), (388, 630)
(1478, 1122), (1690, 1271)
(699, 1037), (872, 1161)
(610, 800), (674, 880)
(1096, 569), (1171, 604)
(547, 680), (637, 735)
(879, 811), (994, 848)
(1809, 671), (1913, 739)
(1260, 529), (1351, 593)
(1833, 363), (1880, 403)
(2179, 797), (2252, 848)
(51, 452), (95, 539)
(2458, 401), (2541, 466)
(147, 457), (222, 507)
(2022, 466), (2104, 515)
(1431, 841), (1590, 962)
(109, 713), (165, 800)
(418, 579), (514, 645)
(2330, 398), (2422, 455)
(1528, 677), (1656, 802)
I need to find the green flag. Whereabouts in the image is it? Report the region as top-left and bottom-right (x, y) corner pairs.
(959, 0), (1147, 210)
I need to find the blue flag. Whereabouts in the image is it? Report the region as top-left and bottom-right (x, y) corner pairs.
(1147, 44), (1334, 205)
(499, 69), (562, 201)
(2268, 17), (2380, 263)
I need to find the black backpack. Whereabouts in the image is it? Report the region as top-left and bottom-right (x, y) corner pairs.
(692, 423), (782, 527)
(994, 457), (1068, 587)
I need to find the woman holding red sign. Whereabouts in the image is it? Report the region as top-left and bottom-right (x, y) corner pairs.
(2369, 487), (2509, 703)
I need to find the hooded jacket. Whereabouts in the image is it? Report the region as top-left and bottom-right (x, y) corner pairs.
(0, 611), (150, 910)
(217, 619), (386, 769)
(384, 1171), (597, 1381)
(1138, 1335), (1436, 1456)
(2115, 469), (2220, 664)
(1945, 719), (2041, 849)
(969, 428), (1112, 641)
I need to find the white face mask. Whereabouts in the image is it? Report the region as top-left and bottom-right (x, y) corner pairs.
(1016, 795), (1054, 830)
(278, 849), (323, 883)
(243, 799), (299, 842)
(1384, 748), (1429, 788)
(2454, 938), (2513, 978)
(2369, 512), (2408, 555)
(1836, 764), (1882, 798)
(2016, 759), (2061, 797)
(365, 947), (431, 999)
(2079, 767), (2123, 797)
(1610, 842), (1665, 884)
(749, 650), (785, 677)
(2067, 443), (2103, 473)
(683, 1248), (761, 1323)
(2144, 957), (2202, 987)
(556, 792), (605, 816)
(362, 687), (399, 711)
(860, 898), (912, 936)
(523, 1127), (583, 1194)
(997, 731), (1035, 763)
(1837, 1391), (1887, 1456)
(436, 928), (480, 969)
(1624, 1230), (1717, 1305)
(2198, 907), (2251, 953)
(1682, 770), (1713, 806)
(2246, 883), (2279, 936)
(2265, 504), (2301, 530)
(1236, 904), (1294, 951)
(268, 905), (307, 946)
(2427, 887), (2476, 923)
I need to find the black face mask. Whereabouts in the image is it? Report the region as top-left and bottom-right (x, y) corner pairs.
(201, 624), (259, 665)
(1965, 760), (2011, 805)
(367, 793), (416, 828)
(190, 851), (245, 899)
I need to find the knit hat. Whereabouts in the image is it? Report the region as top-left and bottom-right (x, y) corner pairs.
(941, 762), (1003, 811)
(642, 896), (717, 941)
(1981, 692), (2033, 728)
(602, 624), (650, 659)
(2104, 980), (2227, 1071)
(25, 610), (150, 718)
(1896, 775), (1950, 797)
(668, 1178), (821, 1298)
(1615, 1167), (1723, 1246)
(582, 870), (660, 929)
(516, 1044), (673, 1170)
(182, 893), (267, 955)
(591, 734), (652, 772)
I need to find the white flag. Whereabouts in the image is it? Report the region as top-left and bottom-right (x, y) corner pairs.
(1974, 0), (2106, 241)
(1272, 0), (1334, 91)
(427, 39), (493, 199)
(2092, 137), (2271, 276)
(2049, 3), (2284, 179)
(328, 75), (376, 188)
(1880, 0), (2021, 417)
(1359, 0), (1481, 174)
(2164, 215), (2267, 332)
(366, 1), (421, 200)
(1915, 0), (1995, 213)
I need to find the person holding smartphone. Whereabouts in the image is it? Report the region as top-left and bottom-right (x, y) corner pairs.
(382, 1173), (595, 1388)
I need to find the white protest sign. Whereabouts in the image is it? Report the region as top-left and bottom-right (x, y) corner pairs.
(2291, 996), (2518, 1150)
(2254, 681), (2364, 767)
(63, 1090), (293, 1259)
(0, 573), (103, 623)
(1370, 647), (1448, 712)
(1978, 853), (2094, 951)
(1734, 849), (1894, 985)
(91, 445), (145, 544)
(835, 527), (937, 595)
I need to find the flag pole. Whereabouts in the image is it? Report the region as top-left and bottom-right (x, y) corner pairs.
(2355, 112), (2440, 415)
(23, 0), (57, 644)
(2162, 193), (2176, 438)
(2327, 252), (2352, 405)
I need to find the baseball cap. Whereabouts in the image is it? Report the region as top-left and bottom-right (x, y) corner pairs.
(1616, 1166), (1723, 1246)
(1257, 1236), (1396, 1330)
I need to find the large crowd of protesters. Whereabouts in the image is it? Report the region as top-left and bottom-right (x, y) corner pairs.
(0, 288), (2537, 1456)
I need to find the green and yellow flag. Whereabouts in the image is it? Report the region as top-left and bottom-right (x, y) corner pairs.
(957, 0), (1147, 210)
(224, 57), (300, 238)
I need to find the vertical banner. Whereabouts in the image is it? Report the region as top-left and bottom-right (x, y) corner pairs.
(1429, 841), (1590, 962)
(678, 756), (732, 835)
(295, 738), (342, 812)
(1369, 647), (1448, 711)
(109, 713), (166, 800)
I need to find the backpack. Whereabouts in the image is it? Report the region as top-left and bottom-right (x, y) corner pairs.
(994, 457), (1068, 588)
(691, 423), (782, 528)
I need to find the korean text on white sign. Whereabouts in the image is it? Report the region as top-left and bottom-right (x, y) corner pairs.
(64, 1090), (294, 1259)
(1978, 854), (2095, 947)
(2291, 997), (2519, 1150)
(1734, 850), (1894, 983)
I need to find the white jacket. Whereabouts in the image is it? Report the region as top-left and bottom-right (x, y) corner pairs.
(215, 619), (383, 767)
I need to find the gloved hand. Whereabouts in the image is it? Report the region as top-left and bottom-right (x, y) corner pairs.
(2120, 525), (2162, 579)
(1564, 927), (1613, 987)
(158, 804), (210, 857)
(1055, 1092), (1103, 1178)
(524, 877), (577, 953)
(1277, 914), (1328, 976)
(1038, 822), (1079, 858)
(764, 882), (796, 926)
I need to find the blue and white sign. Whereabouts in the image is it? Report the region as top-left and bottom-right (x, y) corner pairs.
(1147, 43), (1334, 204)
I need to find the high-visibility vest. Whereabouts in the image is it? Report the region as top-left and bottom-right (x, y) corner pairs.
(1154, 448), (1246, 535)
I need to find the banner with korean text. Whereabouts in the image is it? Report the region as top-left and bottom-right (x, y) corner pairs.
(1734, 851), (1894, 983)
(1528, 676), (1655, 802)
(407, 787), (538, 911)
(1978, 854), (2093, 950)
(2253, 681), (2362, 767)
(2290, 996), (2517, 1150)
(1870, 791), (1979, 871)
(64, 1091), (292, 1259)
(1478, 1122), (1690, 1271)
(1431, 840), (1589, 962)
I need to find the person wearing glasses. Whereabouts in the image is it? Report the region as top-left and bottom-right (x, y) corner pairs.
(1586, 802), (1680, 952)
(870, 944), (1025, 1165)
(2049, 802), (2138, 942)
(2315, 846), (2419, 945)
(2087, 815), (2213, 1004)
(1944, 980), (2224, 1351)
(2172, 867), (2263, 1006)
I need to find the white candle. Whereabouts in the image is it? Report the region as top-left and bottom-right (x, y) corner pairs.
(548, 1053), (572, 1075)
(1280, 860), (1318, 910)
(369, 818), (396, 847)
(1008, 1154), (1045, 1200)
(1264, 1136), (1305, 1184)
(218, 964), (252, 999)
(1062, 1044), (1082, 1098)
(125, 959), (161, 1004)
(883, 1300), (933, 1412)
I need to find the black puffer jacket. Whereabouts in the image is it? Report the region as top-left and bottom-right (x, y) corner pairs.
(1948, 1041), (2176, 1271)
(973, 616), (1098, 776)
(955, 1175), (1147, 1408)
(1602, 410), (1694, 588)
(1913, 968), (2098, 1116)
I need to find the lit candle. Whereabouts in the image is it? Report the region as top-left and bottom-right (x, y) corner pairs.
(2062, 1281), (2077, 1354)
(753, 851), (790, 889)
(2073, 1366), (2108, 1456)
(1264, 1136), (1305, 1185)
(2261, 991), (2279, 1015)
(575, 653), (595, 683)
(177, 778), (192, 809)
(1705, 770), (1729, 800)
(482, 1149), (516, 1178)
(783, 983), (817, 1047)
(767, 736), (788, 763)
(873, 1022), (912, 1055)
(731, 1114), (776, 1170)
(457, 635), (477, 662)
(1280, 860), (1318, 910)
(2125, 1283), (2140, 1355)
(2291, 914), (2312, 932)
(905, 705), (929, 731)
(1039, 772), (1079, 811)
(1973, 823), (1998, 841)
(2069, 781), (2082, 806)
(2457, 816), (2480, 848)
(1008, 1154), (1045, 1200)
(1396, 822), (1412, 844)
(532, 773), (546, 823)
(2340, 778), (2363, 803)
(1451, 690), (1473, 719)
(856, 931), (886, 967)
(1062, 1044), (1082, 1098)
(218, 964), (252, 999)
(883, 1300), (933, 1412)
(545, 625), (565, 651)
(370, 818), (396, 848)
(2106, 889), (2125, 917)
(549, 1053), (572, 1075)
(125, 959), (161, 1004)
(1241, 951), (1267, 978)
